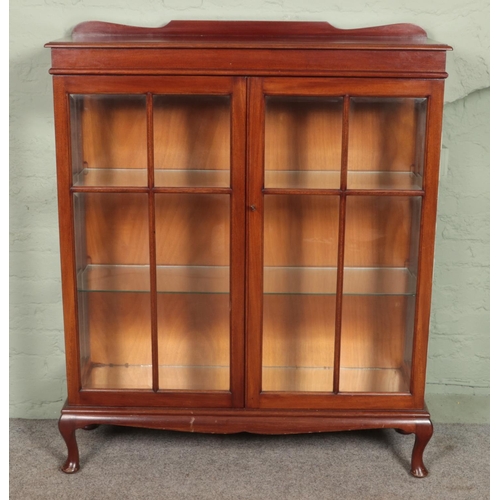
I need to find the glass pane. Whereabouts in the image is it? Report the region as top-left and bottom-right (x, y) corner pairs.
(155, 194), (230, 390)
(348, 98), (427, 190)
(74, 193), (151, 389)
(70, 95), (147, 187)
(262, 195), (340, 392)
(265, 97), (343, 189)
(154, 95), (231, 187)
(340, 196), (421, 393)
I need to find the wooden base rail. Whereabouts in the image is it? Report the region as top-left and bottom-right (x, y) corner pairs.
(59, 403), (433, 478)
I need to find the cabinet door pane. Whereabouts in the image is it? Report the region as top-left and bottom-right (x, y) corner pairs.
(74, 193), (152, 389)
(340, 196), (421, 393)
(264, 97), (343, 189)
(70, 95), (147, 187)
(155, 194), (230, 391)
(262, 195), (339, 392)
(348, 98), (427, 190)
(154, 95), (231, 187)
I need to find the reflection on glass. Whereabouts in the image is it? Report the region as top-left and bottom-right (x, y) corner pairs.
(348, 98), (427, 190)
(340, 196), (422, 393)
(74, 193), (151, 389)
(262, 195), (340, 392)
(70, 95), (147, 187)
(154, 95), (231, 187)
(265, 97), (343, 189)
(155, 194), (230, 391)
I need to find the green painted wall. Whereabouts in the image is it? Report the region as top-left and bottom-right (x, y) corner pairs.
(10, 0), (489, 420)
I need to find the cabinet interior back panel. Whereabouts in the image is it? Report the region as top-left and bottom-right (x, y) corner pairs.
(265, 97), (343, 172)
(86, 292), (152, 367)
(79, 96), (147, 170)
(340, 295), (409, 369)
(157, 294), (230, 367)
(344, 197), (419, 268)
(155, 194), (230, 266)
(262, 295), (336, 369)
(348, 99), (424, 172)
(264, 195), (340, 267)
(82, 193), (150, 265)
(153, 95), (230, 171)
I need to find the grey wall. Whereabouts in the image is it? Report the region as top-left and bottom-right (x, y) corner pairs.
(10, 0), (489, 418)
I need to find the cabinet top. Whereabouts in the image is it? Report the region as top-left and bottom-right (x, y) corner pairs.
(45, 20), (451, 50)
(46, 21), (451, 78)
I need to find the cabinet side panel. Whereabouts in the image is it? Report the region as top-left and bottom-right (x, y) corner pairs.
(53, 77), (82, 402)
(411, 81), (445, 406)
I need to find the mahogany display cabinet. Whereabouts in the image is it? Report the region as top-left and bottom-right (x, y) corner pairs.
(45, 20), (451, 476)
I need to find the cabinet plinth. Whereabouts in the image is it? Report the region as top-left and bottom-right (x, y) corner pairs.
(46, 20), (450, 476)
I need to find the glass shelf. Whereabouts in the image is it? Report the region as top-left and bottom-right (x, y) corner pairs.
(265, 170), (422, 190)
(70, 94), (148, 188)
(262, 366), (334, 392)
(265, 170), (340, 189)
(73, 168), (147, 187)
(155, 169), (230, 188)
(159, 365), (229, 391)
(73, 168), (230, 188)
(347, 171), (422, 190)
(339, 367), (408, 393)
(77, 265), (230, 293)
(261, 366), (408, 393)
(78, 264), (415, 295)
(344, 267), (416, 295)
(83, 363), (229, 391)
(265, 266), (416, 295)
(348, 97), (427, 191)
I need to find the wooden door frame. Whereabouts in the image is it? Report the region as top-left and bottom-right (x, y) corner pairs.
(245, 76), (444, 410)
(54, 75), (247, 408)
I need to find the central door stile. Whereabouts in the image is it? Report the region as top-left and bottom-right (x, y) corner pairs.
(246, 77), (265, 409)
(230, 77), (247, 408)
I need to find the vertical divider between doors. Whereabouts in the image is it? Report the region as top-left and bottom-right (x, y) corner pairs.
(230, 77), (247, 407)
(333, 95), (350, 394)
(245, 78), (265, 408)
(147, 92), (159, 392)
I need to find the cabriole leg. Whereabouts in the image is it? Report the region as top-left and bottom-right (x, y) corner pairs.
(410, 420), (433, 478)
(58, 414), (80, 473)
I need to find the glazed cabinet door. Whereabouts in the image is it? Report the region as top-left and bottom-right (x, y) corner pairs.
(246, 77), (443, 410)
(55, 76), (245, 408)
